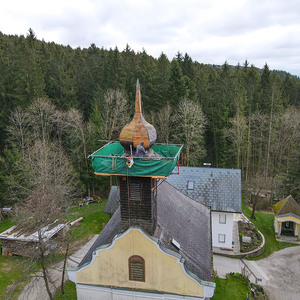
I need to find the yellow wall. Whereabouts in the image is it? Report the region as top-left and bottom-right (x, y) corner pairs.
(76, 228), (205, 297)
(295, 223), (300, 235)
(274, 218), (279, 233)
(276, 215), (300, 224)
(275, 215), (300, 236)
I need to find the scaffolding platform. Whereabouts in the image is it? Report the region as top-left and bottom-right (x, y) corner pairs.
(90, 142), (182, 178)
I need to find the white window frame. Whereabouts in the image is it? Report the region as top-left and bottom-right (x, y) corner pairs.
(218, 233), (226, 243)
(187, 181), (194, 190)
(219, 214), (226, 224)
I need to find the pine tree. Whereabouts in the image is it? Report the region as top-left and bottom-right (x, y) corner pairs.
(167, 59), (187, 106)
(156, 53), (170, 108)
(121, 44), (137, 103)
(182, 53), (195, 80)
(205, 62), (233, 167)
(259, 63), (272, 112)
(136, 50), (159, 112)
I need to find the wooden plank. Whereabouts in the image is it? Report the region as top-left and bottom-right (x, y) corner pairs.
(94, 172), (166, 179)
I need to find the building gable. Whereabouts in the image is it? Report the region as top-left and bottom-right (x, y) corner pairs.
(273, 195), (300, 217)
(70, 228), (214, 298)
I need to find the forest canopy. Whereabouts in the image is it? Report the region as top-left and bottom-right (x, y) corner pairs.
(0, 30), (300, 207)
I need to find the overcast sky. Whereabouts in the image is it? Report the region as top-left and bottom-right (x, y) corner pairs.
(1, 0), (300, 76)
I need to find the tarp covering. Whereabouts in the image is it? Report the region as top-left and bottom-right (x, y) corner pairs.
(91, 142), (181, 177)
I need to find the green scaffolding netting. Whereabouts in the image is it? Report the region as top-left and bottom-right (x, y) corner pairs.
(91, 142), (181, 177)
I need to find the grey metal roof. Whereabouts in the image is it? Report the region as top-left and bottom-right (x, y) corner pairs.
(77, 181), (212, 282)
(167, 166), (242, 213)
(155, 180), (212, 281)
(104, 185), (120, 214)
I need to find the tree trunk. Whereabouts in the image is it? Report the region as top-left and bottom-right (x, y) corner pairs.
(266, 90), (275, 178)
(250, 198), (257, 219)
(245, 118), (251, 182)
(39, 237), (53, 300)
(61, 242), (69, 295)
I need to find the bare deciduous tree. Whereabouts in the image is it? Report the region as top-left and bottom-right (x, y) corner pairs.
(4, 98), (86, 298)
(94, 89), (129, 140)
(15, 140), (75, 300)
(17, 141), (74, 218)
(153, 103), (173, 144)
(246, 174), (271, 219)
(272, 107), (300, 172)
(26, 98), (57, 142)
(64, 108), (90, 160)
(226, 113), (248, 170)
(6, 107), (30, 155)
(6, 98), (61, 152)
(63, 108), (93, 195)
(174, 98), (206, 166)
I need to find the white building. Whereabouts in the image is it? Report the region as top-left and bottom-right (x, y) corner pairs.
(167, 166), (242, 250)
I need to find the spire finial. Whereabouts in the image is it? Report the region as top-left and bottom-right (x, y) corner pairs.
(119, 79), (157, 149)
(135, 79), (142, 114)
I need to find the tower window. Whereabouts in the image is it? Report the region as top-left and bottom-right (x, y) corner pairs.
(129, 180), (142, 201)
(129, 255), (145, 282)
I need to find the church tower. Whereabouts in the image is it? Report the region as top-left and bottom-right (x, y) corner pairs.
(90, 80), (181, 234)
(119, 80), (157, 234)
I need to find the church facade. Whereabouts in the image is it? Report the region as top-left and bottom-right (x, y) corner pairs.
(68, 80), (215, 299)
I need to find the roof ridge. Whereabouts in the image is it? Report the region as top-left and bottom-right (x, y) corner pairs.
(278, 197), (289, 215)
(276, 195), (300, 216)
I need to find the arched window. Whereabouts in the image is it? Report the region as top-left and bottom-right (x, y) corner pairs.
(129, 255), (145, 282)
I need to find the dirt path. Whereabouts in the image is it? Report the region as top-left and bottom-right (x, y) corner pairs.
(18, 235), (98, 300)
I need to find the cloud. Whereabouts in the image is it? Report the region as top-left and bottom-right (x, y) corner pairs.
(1, 0), (300, 75)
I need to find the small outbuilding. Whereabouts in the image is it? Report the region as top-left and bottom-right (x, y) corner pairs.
(273, 195), (300, 241)
(0, 219), (68, 257)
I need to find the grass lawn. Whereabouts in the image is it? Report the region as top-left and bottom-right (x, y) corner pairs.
(0, 215), (16, 233)
(0, 256), (32, 299)
(0, 216), (23, 299)
(0, 200), (109, 299)
(53, 202), (110, 299)
(54, 280), (77, 300)
(242, 202), (293, 259)
(212, 274), (250, 300)
(65, 200), (110, 242)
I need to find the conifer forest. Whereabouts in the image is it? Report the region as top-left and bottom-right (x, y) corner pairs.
(0, 30), (300, 208)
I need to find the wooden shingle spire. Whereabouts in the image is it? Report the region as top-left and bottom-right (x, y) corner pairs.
(119, 80), (157, 149)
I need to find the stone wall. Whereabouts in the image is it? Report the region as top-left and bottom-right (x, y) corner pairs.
(1, 239), (36, 257)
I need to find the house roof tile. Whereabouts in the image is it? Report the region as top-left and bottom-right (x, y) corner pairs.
(167, 166), (242, 213)
(273, 195), (300, 217)
(104, 185), (120, 214)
